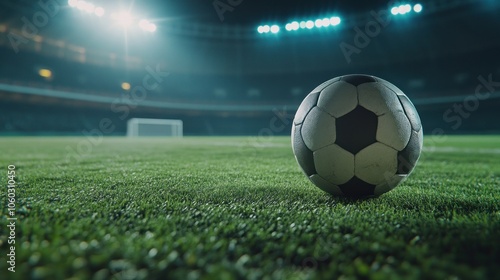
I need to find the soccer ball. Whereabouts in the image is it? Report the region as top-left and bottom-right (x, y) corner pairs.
(291, 74), (423, 198)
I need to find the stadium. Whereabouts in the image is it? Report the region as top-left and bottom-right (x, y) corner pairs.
(1, 0), (499, 279)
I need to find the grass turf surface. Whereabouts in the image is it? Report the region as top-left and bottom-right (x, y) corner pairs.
(1, 135), (499, 279)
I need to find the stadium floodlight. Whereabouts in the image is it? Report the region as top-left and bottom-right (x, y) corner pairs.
(404, 4), (412, 13)
(262, 25), (270, 33)
(397, 5), (406, 14)
(330, 16), (341, 26)
(281, 17), (340, 33)
(68, 0), (158, 32)
(398, 4), (412, 14)
(94, 6), (105, 17)
(391, 3), (422, 15)
(413, 4), (423, 13)
(127, 118), (183, 137)
(315, 19), (323, 28)
(69, 1), (106, 18)
(322, 18), (330, 27)
(111, 11), (134, 27)
(270, 25), (280, 33)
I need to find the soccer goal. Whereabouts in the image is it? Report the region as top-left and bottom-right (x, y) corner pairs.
(127, 118), (183, 137)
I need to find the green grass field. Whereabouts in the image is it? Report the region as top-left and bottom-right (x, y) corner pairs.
(1, 135), (499, 279)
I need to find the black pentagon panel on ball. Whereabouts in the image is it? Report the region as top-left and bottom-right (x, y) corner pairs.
(293, 92), (320, 125)
(338, 176), (376, 198)
(335, 106), (378, 154)
(398, 95), (422, 132)
(397, 130), (422, 175)
(292, 124), (317, 176)
(341, 74), (377, 87)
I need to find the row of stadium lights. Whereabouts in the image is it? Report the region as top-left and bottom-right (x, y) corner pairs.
(257, 3), (423, 34)
(391, 3), (423, 15)
(67, 0), (157, 32)
(257, 17), (341, 34)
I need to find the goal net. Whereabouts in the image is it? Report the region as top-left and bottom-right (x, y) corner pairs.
(127, 118), (183, 137)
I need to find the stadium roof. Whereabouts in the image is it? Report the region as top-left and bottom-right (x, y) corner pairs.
(0, 0), (397, 26)
(152, 0), (394, 25)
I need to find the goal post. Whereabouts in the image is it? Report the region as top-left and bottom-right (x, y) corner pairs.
(127, 118), (183, 137)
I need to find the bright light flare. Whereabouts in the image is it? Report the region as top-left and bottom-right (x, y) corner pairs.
(76, 0), (87, 10)
(270, 25), (280, 33)
(68, 1), (157, 32)
(139, 19), (156, 32)
(111, 11), (134, 27)
(83, 3), (95, 13)
(148, 23), (157, 32)
(94, 6), (105, 16)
